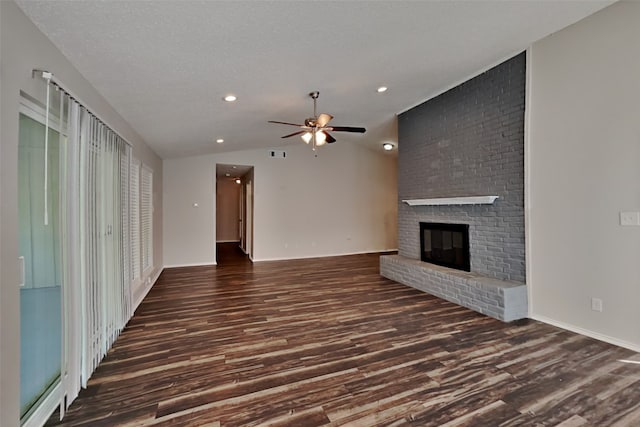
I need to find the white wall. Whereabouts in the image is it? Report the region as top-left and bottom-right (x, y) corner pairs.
(164, 142), (397, 267)
(216, 177), (241, 242)
(0, 2), (163, 423)
(527, 1), (640, 350)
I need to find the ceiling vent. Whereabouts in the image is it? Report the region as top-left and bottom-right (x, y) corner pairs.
(268, 149), (287, 159)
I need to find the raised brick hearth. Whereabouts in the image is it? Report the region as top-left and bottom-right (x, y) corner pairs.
(380, 255), (527, 321)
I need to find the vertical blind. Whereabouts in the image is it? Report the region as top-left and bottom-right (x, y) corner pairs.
(130, 160), (141, 282)
(140, 166), (153, 273)
(74, 97), (132, 387)
(34, 72), (153, 415)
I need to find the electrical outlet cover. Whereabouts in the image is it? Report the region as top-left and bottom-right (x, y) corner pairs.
(620, 212), (640, 226)
(591, 297), (603, 312)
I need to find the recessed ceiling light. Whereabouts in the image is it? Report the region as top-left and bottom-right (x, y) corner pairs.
(383, 142), (395, 151)
(377, 86), (388, 93)
(232, 166), (237, 169)
(216, 138), (224, 143)
(223, 94), (237, 102)
(225, 173), (230, 177)
(235, 178), (241, 184)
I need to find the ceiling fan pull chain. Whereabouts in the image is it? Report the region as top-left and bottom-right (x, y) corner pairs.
(313, 135), (318, 157)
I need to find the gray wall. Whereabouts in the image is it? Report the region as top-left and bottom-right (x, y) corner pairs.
(397, 52), (525, 282)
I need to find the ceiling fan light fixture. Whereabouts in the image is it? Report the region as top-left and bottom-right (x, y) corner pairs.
(315, 131), (327, 146)
(271, 91), (366, 152)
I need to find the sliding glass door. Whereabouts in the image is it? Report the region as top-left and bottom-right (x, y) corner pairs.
(18, 110), (64, 420)
(17, 72), (147, 425)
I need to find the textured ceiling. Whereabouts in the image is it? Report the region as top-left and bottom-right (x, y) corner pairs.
(16, 0), (612, 159)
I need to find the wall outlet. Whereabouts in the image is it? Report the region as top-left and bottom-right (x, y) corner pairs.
(620, 211), (640, 226)
(591, 297), (603, 312)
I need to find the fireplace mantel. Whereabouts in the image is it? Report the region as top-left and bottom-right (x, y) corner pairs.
(402, 196), (499, 206)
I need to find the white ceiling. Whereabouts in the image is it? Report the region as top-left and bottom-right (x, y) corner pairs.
(16, 0), (612, 159)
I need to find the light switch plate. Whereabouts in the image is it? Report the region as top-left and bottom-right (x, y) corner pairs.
(620, 212), (640, 226)
(591, 297), (603, 312)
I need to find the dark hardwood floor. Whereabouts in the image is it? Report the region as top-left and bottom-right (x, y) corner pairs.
(47, 248), (640, 426)
(216, 242), (251, 267)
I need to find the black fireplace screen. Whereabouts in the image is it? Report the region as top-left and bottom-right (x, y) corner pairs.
(420, 222), (470, 271)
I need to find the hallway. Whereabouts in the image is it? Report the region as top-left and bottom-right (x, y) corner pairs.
(216, 242), (251, 268)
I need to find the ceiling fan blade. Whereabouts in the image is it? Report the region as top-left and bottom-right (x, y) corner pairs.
(316, 113), (333, 127)
(268, 120), (306, 127)
(281, 130), (306, 139)
(324, 132), (336, 143)
(328, 126), (366, 133)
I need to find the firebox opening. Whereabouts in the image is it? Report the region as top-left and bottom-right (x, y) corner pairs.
(420, 222), (470, 272)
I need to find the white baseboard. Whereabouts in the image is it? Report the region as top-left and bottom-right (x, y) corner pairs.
(216, 240), (240, 243)
(161, 250), (398, 270)
(132, 268), (163, 312)
(163, 262), (217, 268)
(252, 248), (398, 263)
(530, 313), (640, 353)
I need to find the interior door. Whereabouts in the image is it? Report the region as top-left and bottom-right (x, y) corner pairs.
(245, 178), (253, 259)
(239, 182), (245, 250)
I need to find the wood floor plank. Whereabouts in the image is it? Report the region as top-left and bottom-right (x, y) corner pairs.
(46, 245), (640, 426)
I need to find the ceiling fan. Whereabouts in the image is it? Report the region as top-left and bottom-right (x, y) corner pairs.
(268, 91), (366, 151)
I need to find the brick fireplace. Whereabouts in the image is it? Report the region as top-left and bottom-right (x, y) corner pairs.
(380, 52), (528, 322)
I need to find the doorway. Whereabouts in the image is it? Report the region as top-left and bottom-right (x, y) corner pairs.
(216, 164), (254, 265)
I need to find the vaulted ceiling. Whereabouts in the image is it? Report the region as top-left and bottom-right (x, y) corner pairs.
(16, 0), (612, 159)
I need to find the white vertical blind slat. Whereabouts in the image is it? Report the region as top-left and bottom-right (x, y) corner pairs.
(140, 166), (153, 273)
(121, 146), (132, 323)
(65, 100), (82, 406)
(130, 160), (141, 282)
(78, 108), (90, 386)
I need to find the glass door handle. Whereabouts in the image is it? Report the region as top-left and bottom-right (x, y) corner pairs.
(18, 256), (25, 287)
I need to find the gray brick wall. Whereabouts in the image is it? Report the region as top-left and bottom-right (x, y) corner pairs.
(398, 52), (526, 283)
